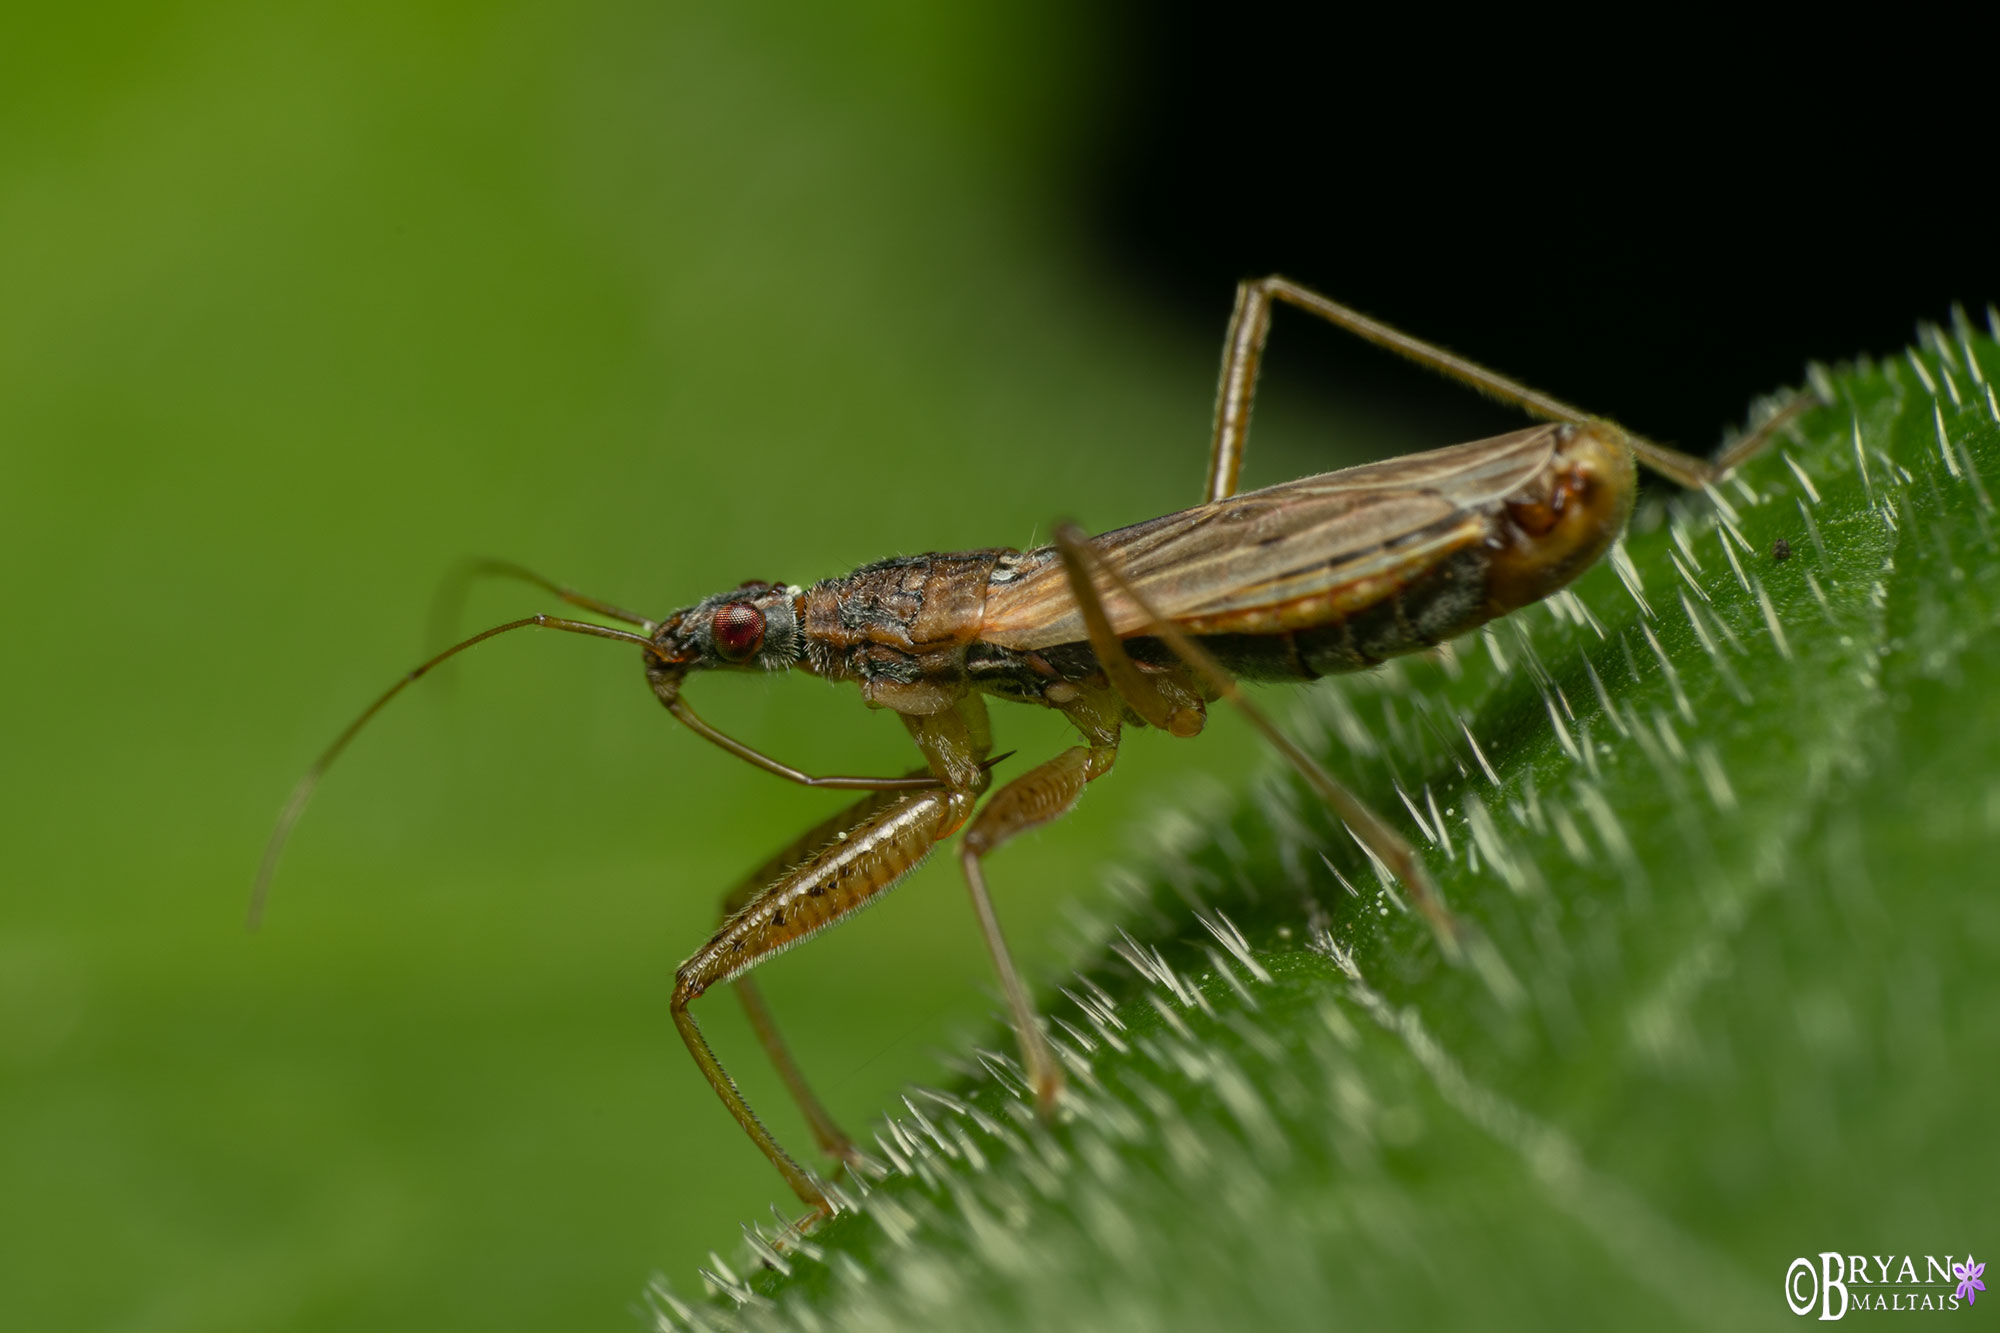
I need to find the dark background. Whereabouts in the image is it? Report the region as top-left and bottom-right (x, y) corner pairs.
(1080, 9), (1995, 456)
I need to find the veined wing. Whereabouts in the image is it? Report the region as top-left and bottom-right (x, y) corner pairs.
(980, 424), (1561, 648)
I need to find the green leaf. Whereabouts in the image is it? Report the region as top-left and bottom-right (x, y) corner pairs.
(658, 329), (2000, 1332)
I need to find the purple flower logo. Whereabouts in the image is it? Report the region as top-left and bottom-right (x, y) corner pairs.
(1956, 1256), (1986, 1306)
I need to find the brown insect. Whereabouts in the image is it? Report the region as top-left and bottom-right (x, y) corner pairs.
(254, 277), (1803, 1218)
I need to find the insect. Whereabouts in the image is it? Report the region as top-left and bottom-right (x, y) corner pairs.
(254, 276), (1805, 1218)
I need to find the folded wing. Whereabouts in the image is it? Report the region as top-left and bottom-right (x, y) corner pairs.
(979, 424), (1560, 647)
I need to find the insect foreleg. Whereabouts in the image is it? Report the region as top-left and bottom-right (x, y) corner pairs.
(1051, 522), (1465, 961)
(713, 781), (936, 1168)
(672, 784), (961, 1216)
(731, 978), (855, 1164)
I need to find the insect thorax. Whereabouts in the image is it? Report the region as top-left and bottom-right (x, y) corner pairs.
(800, 549), (1010, 688)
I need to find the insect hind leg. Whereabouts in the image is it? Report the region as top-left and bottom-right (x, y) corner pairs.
(1051, 522), (1466, 962)
(1207, 275), (1812, 501)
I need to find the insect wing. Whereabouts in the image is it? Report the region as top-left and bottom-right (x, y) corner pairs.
(981, 424), (1562, 646)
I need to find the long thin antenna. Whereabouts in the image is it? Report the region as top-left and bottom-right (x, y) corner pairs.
(428, 557), (656, 655)
(248, 614), (661, 929)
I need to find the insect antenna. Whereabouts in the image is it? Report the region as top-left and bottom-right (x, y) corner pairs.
(248, 613), (662, 929)
(428, 557), (656, 659)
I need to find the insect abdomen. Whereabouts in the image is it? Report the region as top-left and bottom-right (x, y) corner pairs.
(1079, 542), (1488, 683)
(1201, 422), (1635, 679)
(1033, 422), (1635, 686)
(1223, 544), (1492, 678)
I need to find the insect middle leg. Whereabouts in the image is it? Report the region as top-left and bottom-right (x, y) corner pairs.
(892, 699), (1075, 1116)
(953, 690), (1131, 1115)
(1204, 274), (1805, 502)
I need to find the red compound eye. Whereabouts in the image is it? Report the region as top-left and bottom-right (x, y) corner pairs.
(710, 602), (766, 662)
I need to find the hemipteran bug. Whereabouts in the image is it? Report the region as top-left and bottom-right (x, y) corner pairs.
(254, 277), (1806, 1217)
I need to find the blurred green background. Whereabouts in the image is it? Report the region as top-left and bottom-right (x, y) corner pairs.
(11, 6), (1991, 1330)
(0, 5), (1436, 1328)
